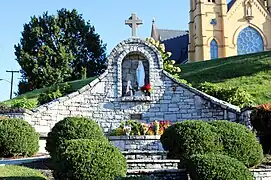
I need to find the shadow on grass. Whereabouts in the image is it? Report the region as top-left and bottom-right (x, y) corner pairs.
(0, 177), (46, 180)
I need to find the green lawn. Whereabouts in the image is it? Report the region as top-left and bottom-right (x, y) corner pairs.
(178, 51), (271, 105)
(3, 77), (96, 107)
(0, 165), (47, 180)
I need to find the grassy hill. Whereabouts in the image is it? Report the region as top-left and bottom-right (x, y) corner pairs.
(177, 51), (271, 105)
(2, 51), (271, 107)
(2, 77), (96, 106)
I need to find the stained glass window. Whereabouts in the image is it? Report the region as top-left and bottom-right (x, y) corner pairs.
(237, 27), (264, 55)
(210, 39), (218, 59)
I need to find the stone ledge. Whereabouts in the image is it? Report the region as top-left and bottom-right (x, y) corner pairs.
(0, 108), (33, 115)
(126, 159), (180, 163)
(250, 168), (271, 172)
(127, 168), (186, 174)
(108, 135), (161, 140)
(121, 96), (152, 102)
(122, 150), (166, 154)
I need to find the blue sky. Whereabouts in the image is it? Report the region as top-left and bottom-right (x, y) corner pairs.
(0, 0), (231, 101)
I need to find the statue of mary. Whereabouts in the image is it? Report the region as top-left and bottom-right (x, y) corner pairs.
(136, 61), (145, 89)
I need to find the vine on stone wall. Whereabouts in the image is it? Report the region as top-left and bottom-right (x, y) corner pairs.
(146, 37), (181, 75)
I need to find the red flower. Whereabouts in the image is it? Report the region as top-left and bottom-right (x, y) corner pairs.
(145, 84), (151, 90)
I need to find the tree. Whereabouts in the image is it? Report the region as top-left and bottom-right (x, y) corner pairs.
(15, 8), (107, 94)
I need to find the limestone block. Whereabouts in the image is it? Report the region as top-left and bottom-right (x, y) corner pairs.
(165, 114), (177, 121)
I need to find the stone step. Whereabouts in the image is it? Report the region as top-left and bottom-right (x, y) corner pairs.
(126, 159), (180, 170)
(127, 168), (189, 180)
(122, 150), (167, 160)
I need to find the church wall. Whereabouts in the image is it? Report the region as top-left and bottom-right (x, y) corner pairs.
(225, 0), (271, 56)
(190, 0), (227, 61)
(6, 38), (240, 136)
(189, 0), (271, 62)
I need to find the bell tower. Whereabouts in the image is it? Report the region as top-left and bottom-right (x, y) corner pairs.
(188, 0), (227, 62)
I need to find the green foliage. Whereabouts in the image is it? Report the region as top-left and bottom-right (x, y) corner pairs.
(188, 153), (253, 180)
(53, 139), (127, 180)
(37, 83), (71, 105)
(161, 120), (263, 167)
(81, 67), (87, 79)
(177, 51), (271, 105)
(210, 120), (263, 167)
(4, 77), (96, 108)
(111, 120), (144, 136)
(146, 37), (181, 75)
(46, 117), (106, 159)
(110, 127), (126, 136)
(160, 120), (223, 160)
(0, 165), (47, 179)
(0, 118), (39, 157)
(15, 8), (107, 94)
(199, 82), (254, 107)
(10, 97), (36, 109)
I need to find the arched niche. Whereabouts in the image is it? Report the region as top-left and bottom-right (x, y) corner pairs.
(121, 52), (150, 97)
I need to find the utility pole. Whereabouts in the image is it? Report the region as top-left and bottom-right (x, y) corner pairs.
(6, 70), (19, 99)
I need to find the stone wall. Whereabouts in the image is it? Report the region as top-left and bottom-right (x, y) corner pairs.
(0, 38), (242, 135)
(251, 169), (271, 180)
(109, 135), (163, 151)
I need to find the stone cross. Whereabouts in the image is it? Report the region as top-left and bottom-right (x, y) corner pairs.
(125, 13), (143, 37)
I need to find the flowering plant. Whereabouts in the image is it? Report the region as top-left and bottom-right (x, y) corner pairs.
(109, 120), (172, 136)
(140, 83), (152, 95)
(146, 120), (172, 135)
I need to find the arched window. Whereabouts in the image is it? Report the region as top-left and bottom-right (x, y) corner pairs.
(237, 26), (264, 55)
(210, 39), (218, 59)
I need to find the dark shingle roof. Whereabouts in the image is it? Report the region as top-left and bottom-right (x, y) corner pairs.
(227, 0), (236, 11)
(157, 29), (189, 41)
(157, 29), (189, 64)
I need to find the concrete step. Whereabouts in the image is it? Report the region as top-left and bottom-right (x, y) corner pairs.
(122, 150), (167, 160)
(126, 159), (180, 170)
(127, 168), (189, 180)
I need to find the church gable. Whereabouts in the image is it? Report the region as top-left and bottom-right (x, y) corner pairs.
(227, 0), (270, 21)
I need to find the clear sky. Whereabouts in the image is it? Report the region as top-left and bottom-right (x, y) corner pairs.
(0, 0), (231, 101)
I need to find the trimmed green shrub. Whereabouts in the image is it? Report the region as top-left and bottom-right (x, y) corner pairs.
(0, 118), (39, 157)
(188, 153), (253, 180)
(160, 120), (223, 159)
(161, 120), (263, 167)
(46, 117), (106, 159)
(199, 82), (253, 108)
(53, 139), (127, 180)
(210, 120), (263, 167)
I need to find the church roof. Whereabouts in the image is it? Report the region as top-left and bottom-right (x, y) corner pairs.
(151, 20), (189, 64)
(227, 0), (236, 11)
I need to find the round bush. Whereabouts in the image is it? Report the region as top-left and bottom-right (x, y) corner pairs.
(210, 120), (263, 167)
(0, 118), (39, 157)
(53, 139), (127, 180)
(46, 117), (107, 158)
(188, 153), (253, 180)
(160, 120), (223, 159)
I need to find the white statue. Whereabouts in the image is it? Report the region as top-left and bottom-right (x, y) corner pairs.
(136, 61), (145, 89)
(125, 80), (133, 96)
(247, 5), (252, 16)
